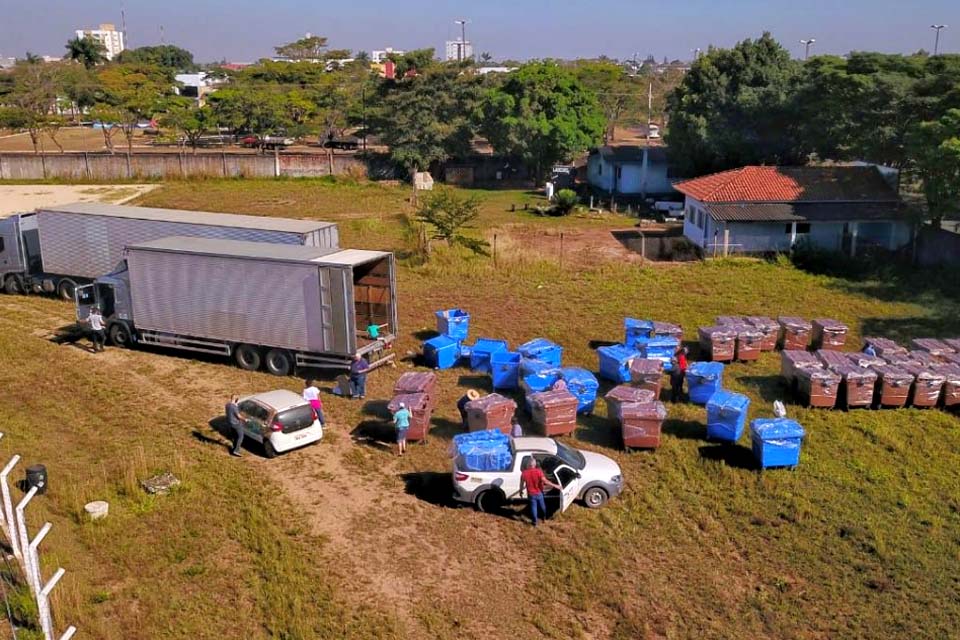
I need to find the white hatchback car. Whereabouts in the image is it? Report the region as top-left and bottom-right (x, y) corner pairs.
(237, 390), (323, 458)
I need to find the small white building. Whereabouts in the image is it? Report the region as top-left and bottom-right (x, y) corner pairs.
(75, 23), (125, 60)
(371, 48), (404, 64)
(445, 40), (473, 61)
(673, 165), (914, 256)
(586, 146), (673, 197)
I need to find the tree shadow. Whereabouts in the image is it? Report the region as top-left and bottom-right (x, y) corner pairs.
(662, 419), (704, 441)
(737, 375), (791, 403)
(698, 444), (757, 470)
(399, 471), (458, 507)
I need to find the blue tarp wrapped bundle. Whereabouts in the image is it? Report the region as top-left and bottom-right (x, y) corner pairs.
(520, 360), (562, 398)
(640, 336), (680, 371)
(706, 390), (751, 442)
(750, 418), (805, 469)
(625, 318), (655, 349)
(687, 361), (725, 404)
(436, 308), (471, 341)
(424, 335), (461, 369)
(597, 344), (641, 383)
(491, 351), (522, 390)
(452, 430), (513, 471)
(559, 367), (600, 414)
(469, 338), (509, 373)
(518, 338), (563, 368)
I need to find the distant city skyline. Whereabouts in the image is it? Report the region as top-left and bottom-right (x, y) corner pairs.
(1, 0), (958, 63)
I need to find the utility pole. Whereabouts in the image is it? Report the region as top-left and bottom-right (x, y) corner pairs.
(159, 24), (165, 45)
(455, 19), (469, 62)
(121, 6), (128, 49)
(931, 25), (947, 56)
(361, 85), (366, 151)
(799, 38), (815, 60)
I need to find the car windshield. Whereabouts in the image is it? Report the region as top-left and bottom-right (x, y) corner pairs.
(555, 441), (585, 470)
(275, 404), (315, 433)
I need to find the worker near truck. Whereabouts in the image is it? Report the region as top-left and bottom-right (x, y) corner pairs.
(670, 347), (689, 402)
(302, 379), (325, 426)
(85, 306), (106, 353)
(350, 355), (370, 400)
(225, 395), (245, 457)
(393, 402), (411, 456)
(519, 457), (561, 527)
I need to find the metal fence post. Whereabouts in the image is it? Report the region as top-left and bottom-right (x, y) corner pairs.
(28, 522), (52, 597)
(38, 566), (65, 640)
(60, 627), (77, 640)
(0, 455), (21, 559)
(15, 486), (38, 592)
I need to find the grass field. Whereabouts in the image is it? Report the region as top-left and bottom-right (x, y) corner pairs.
(1, 178), (958, 639)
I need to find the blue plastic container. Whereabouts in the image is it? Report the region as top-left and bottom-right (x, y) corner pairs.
(423, 335), (461, 370)
(641, 336), (680, 372)
(520, 360), (562, 395)
(687, 361), (725, 404)
(560, 367), (600, 414)
(469, 338), (509, 373)
(452, 430), (512, 471)
(706, 390), (751, 442)
(518, 338), (563, 368)
(625, 318), (655, 348)
(750, 418), (806, 469)
(491, 351), (522, 390)
(597, 344), (641, 383)
(436, 308), (471, 341)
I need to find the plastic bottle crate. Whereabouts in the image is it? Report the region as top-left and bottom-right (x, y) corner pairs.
(597, 344), (641, 383)
(706, 390), (751, 442)
(423, 335), (461, 370)
(750, 418), (805, 469)
(686, 361), (724, 405)
(469, 338), (509, 374)
(436, 308), (470, 341)
(559, 367), (600, 414)
(517, 338), (563, 368)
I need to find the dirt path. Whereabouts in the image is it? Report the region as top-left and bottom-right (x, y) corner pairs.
(0, 184), (158, 215)
(491, 224), (644, 267)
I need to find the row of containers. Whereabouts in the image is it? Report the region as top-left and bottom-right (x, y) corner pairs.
(782, 337), (960, 410)
(698, 316), (850, 362)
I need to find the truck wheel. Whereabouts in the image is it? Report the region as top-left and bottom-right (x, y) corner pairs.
(3, 276), (21, 295)
(582, 487), (608, 509)
(475, 489), (504, 514)
(264, 440), (278, 459)
(109, 323), (132, 348)
(57, 278), (77, 301)
(264, 349), (293, 376)
(234, 344), (262, 371)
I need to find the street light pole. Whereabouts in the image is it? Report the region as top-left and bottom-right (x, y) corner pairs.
(455, 19), (469, 62)
(931, 25), (947, 56)
(799, 38), (816, 60)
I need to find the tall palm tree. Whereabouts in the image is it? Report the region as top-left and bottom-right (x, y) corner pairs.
(64, 36), (107, 69)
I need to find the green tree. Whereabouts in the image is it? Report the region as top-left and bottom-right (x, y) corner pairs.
(415, 189), (489, 256)
(95, 63), (175, 152)
(478, 61), (605, 183)
(117, 45), (198, 71)
(6, 62), (64, 152)
(160, 99), (219, 152)
(387, 49), (436, 77)
(207, 86), (292, 137)
(64, 36), (107, 69)
(666, 33), (805, 176)
(908, 109), (960, 226)
(573, 60), (645, 142)
(274, 35), (328, 60)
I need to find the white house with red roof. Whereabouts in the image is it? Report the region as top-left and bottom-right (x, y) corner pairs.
(673, 165), (914, 256)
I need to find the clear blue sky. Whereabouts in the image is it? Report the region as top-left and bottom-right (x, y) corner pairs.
(2, 0), (958, 62)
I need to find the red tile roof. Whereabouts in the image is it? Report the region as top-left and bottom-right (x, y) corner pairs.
(673, 166), (898, 203)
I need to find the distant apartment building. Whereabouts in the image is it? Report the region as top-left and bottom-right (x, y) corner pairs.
(0, 56), (17, 69)
(75, 23), (125, 60)
(445, 40), (473, 61)
(371, 48), (403, 64)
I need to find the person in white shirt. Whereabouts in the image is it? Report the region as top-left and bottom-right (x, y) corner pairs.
(86, 307), (106, 352)
(302, 379), (325, 426)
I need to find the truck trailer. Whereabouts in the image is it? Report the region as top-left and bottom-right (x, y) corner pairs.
(0, 202), (339, 300)
(75, 236), (398, 374)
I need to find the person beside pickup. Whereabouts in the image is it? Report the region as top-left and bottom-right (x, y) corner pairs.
(519, 457), (561, 527)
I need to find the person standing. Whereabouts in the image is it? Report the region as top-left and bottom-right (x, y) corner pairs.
(670, 347), (689, 402)
(519, 457), (561, 527)
(457, 389), (480, 427)
(350, 354), (370, 400)
(225, 395), (245, 457)
(393, 402), (411, 456)
(863, 343), (877, 357)
(302, 379), (325, 426)
(510, 417), (523, 438)
(86, 306), (106, 353)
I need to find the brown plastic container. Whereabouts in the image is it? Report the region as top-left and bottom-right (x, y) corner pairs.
(652, 321), (683, 340)
(907, 350), (941, 366)
(931, 364), (960, 407)
(716, 315), (746, 326)
(940, 353), (960, 367)
(815, 349), (851, 369)
(872, 365), (913, 408)
(779, 316), (812, 350)
(863, 336), (907, 358)
(781, 350), (822, 384)
(903, 365), (945, 408)
(797, 367), (840, 408)
(833, 365), (877, 409)
(911, 338), (955, 357)
(745, 316), (779, 351)
(465, 393), (517, 434)
(732, 325), (762, 362)
(393, 372), (438, 410)
(388, 393), (432, 442)
(529, 389), (578, 437)
(944, 338), (960, 353)
(845, 352), (887, 369)
(629, 358), (663, 395)
(812, 318), (848, 351)
(699, 326), (736, 362)
(619, 401), (667, 449)
(604, 385), (656, 422)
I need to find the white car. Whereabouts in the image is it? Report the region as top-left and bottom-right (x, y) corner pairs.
(452, 437), (624, 513)
(237, 390), (323, 458)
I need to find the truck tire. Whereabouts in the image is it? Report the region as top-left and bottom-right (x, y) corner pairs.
(3, 276), (22, 295)
(475, 489), (504, 514)
(264, 349), (293, 376)
(109, 323), (132, 348)
(582, 486), (608, 509)
(57, 278), (77, 301)
(234, 344), (262, 371)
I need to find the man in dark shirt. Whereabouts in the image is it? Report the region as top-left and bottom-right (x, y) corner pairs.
(225, 395), (245, 457)
(670, 347), (689, 402)
(350, 354), (370, 399)
(519, 458), (561, 527)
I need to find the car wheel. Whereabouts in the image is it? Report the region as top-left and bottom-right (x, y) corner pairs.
(234, 344), (262, 371)
(475, 489), (504, 513)
(57, 278), (77, 301)
(4, 276), (22, 295)
(109, 323), (132, 347)
(582, 486), (608, 509)
(264, 439), (278, 459)
(264, 348), (293, 376)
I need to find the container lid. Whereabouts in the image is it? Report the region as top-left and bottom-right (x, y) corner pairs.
(873, 364), (914, 382)
(630, 358), (664, 375)
(930, 363), (960, 383)
(645, 336), (680, 349)
(798, 367), (840, 383)
(652, 321), (682, 334)
(902, 364), (945, 383)
(687, 361), (724, 378)
(520, 358), (558, 375)
(706, 389), (750, 412)
(732, 325), (762, 338)
(625, 318), (655, 332)
(620, 401), (667, 420)
(778, 316), (812, 330)
(782, 349), (820, 364)
(833, 364), (877, 381)
(395, 371), (437, 392)
(907, 350), (939, 365)
(605, 385), (655, 404)
(436, 308), (469, 319)
(716, 315), (746, 326)
(559, 367), (600, 390)
(518, 338), (562, 356)
(863, 336), (907, 353)
(813, 318), (847, 331)
(598, 344), (641, 361)
(845, 352), (886, 368)
(426, 334), (459, 348)
(750, 417), (805, 440)
(815, 350), (850, 368)
(745, 316), (778, 330)
(699, 326), (737, 338)
(530, 388), (578, 408)
(490, 350), (521, 364)
(388, 393), (429, 412)
(472, 337), (509, 353)
(911, 338), (954, 354)
(466, 393), (517, 411)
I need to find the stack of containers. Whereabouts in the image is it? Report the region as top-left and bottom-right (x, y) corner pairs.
(518, 338), (563, 367)
(750, 418), (806, 469)
(652, 321), (683, 341)
(864, 336), (908, 358)
(745, 316), (779, 351)
(519, 359), (562, 396)
(559, 368), (600, 414)
(604, 386), (656, 422)
(779, 317), (812, 350)
(629, 358), (664, 396)
(871, 365), (913, 408)
(832, 364), (878, 409)
(529, 389), (579, 436)
(619, 401), (668, 449)
(640, 336), (680, 371)
(490, 351), (522, 390)
(906, 350), (940, 367)
(781, 350), (822, 386)
(686, 361), (724, 404)
(706, 390), (751, 442)
(903, 364), (945, 408)
(698, 326), (736, 362)
(470, 338), (508, 374)
(625, 318), (655, 348)
(796, 368), (840, 408)
(731, 324), (763, 362)
(940, 352), (960, 367)
(911, 338), (955, 358)
(944, 339), (960, 353)
(931, 364), (960, 407)
(812, 318), (849, 350)
(452, 430), (512, 471)
(425, 309), (471, 370)
(465, 393), (517, 433)
(388, 394), (432, 442)
(597, 344), (641, 383)
(394, 372), (438, 409)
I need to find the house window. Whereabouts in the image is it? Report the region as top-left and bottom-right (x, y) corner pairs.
(784, 223), (812, 234)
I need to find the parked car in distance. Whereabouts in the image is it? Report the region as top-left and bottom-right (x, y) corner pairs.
(240, 135), (294, 150)
(237, 390), (323, 458)
(452, 436), (623, 513)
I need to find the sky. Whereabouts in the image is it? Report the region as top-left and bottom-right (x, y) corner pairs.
(1, 0), (959, 62)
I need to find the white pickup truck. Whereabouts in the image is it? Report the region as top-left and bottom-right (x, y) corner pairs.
(452, 436), (624, 513)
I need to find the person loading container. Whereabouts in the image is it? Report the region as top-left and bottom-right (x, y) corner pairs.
(367, 321), (384, 340)
(302, 379), (326, 426)
(393, 402), (411, 456)
(519, 457), (561, 527)
(225, 395), (246, 457)
(457, 389), (481, 427)
(670, 346), (689, 402)
(350, 354), (370, 400)
(863, 342), (877, 357)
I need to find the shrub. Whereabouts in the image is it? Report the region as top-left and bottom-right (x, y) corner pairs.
(553, 189), (578, 215)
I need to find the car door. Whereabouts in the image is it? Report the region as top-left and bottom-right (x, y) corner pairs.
(75, 283), (97, 321)
(553, 465), (581, 513)
(238, 400), (270, 441)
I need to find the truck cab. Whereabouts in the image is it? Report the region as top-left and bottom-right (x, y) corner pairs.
(0, 213), (42, 295)
(75, 267), (135, 346)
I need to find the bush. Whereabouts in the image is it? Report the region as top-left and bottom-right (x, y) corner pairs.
(553, 189), (578, 215)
